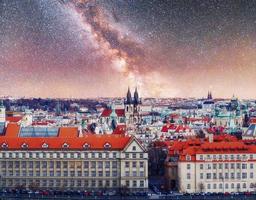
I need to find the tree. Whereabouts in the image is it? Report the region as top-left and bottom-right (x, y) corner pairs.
(170, 117), (175, 124)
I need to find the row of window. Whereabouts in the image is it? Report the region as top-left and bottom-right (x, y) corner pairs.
(187, 182), (255, 190)
(1, 161), (118, 169)
(0, 152), (145, 159)
(125, 161), (144, 168)
(125, 153), (144, 159)
(198, 154), (254, 161)
(2, 179), (119, 188)
(125, 171), (144, 177)
(2, 179), (146, 188)
(200, 163), (253, 170)
(187, 163), (254, 170)
(126, 180), (145, 188)
(2, 170), (119, 177)
(186, 172), (254, 180)
(0, 152), (118, 159)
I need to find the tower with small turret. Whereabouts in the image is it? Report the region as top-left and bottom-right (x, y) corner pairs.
(124, 87), (141, 125)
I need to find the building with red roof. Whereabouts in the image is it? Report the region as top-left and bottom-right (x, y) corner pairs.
(99, 106), (126, 129)
(0, 123), (148, 191)
(165, 134), (256, 193)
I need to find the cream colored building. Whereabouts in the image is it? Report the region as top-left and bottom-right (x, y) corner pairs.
(165, 138), (256, 193)
(178, 154), (256, 193)
(0, 123), (148, 191)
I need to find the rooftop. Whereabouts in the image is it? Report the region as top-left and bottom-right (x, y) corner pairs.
(0, 123), (132, 150)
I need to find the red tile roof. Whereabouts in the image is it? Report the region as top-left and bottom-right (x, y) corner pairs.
(0, 123), (132, 150)
(167, 134), (256, 161)
(161, 124), (177, 132)
(206, 126), (226, 134)
(250, 118), (256, 124)
(186, 117), (211, 123)
(32, 120), (56, 126)
(4, 123), (20, 137)
(32, 122), (48, 126)
(161, 124), (191, 133)
(101, 109), (125, 117)
(6, 116), (22, 123)
(112, 125), (126, 135)
(58, 127), (78, 138)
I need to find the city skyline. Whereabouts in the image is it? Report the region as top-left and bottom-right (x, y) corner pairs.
(1, 0), (256, 99)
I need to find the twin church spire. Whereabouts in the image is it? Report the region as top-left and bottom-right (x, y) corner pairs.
(125, 87), (141, 105)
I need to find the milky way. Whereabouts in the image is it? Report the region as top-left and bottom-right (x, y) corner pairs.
(1, 0), (256, 98)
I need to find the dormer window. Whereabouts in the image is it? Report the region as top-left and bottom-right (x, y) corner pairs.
(62, 143), (69, 149)
(186, 155), (191, 161)
(104, 142), (111, 149)
(83, 143), (90, 149)
(21, 143), (29, 149)
(1, 143), (8, 149)
(42, 143), (49, 149)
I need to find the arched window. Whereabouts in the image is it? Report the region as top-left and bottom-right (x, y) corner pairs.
(104, 142), (111, 149)
(21, 143), (29, 149)
(42, 143), (49, 149)
(1, 143), (8, 149)
(62, 143), (69, 149)
(83, 143), (90, 149)
(186, 155), (191, 161)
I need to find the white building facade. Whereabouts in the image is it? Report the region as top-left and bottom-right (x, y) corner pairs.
(178, 149), (256, 193)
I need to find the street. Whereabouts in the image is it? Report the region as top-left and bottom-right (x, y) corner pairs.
(1, 194), (256, 200)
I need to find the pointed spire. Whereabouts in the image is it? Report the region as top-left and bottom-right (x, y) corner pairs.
(126, 87), (132, 104)
(134, 87), (139, 105)
(207, 91), (213, 99)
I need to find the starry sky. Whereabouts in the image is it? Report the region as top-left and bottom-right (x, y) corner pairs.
(1, 0), (256, 99)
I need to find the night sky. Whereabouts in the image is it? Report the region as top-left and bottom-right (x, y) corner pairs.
(1, 0), (256, 98)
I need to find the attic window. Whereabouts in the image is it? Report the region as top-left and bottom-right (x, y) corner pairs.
(21, 143), (29, 149)
(132, 146), (136, 151)
(186, 155), (191, 161)
(104, 142), (112, 149)
(42, 143), (49, 149)
(83, 143), (90, 149)
(62, 143), (69, 149)
(1, 143), (8, 149)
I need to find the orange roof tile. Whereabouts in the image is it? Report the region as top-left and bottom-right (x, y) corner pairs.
(0, 134), (131, 150)
(0, 123), (132, 150)
(3, 123), (20, 137)
(6, 116), (23, 123)
(58, 127), (78, 138)
(101, 109), (125, 117)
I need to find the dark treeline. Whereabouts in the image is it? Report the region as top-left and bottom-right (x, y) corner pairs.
(2, 98), (107, 113)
